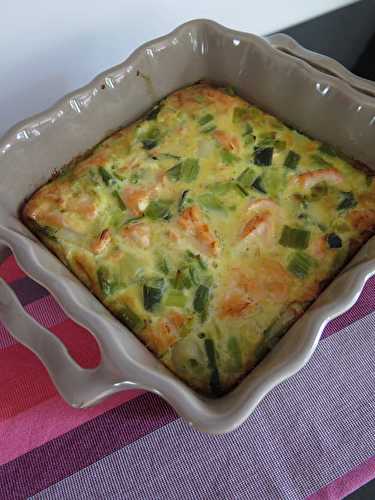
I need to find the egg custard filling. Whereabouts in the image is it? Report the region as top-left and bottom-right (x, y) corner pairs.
(22, 83), (375, 396)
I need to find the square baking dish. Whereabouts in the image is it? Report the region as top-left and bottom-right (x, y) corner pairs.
(1, 20), (375, 434)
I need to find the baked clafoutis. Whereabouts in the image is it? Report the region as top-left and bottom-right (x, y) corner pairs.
(22, 83), (375, 396)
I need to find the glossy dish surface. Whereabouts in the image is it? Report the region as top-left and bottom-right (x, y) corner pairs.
(22, 83), (375, 396)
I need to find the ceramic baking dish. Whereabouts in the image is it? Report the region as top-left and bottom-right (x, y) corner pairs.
(1, 20), (375, 434)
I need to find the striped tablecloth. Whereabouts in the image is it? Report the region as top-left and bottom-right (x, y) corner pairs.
(0, 252), (374, 499)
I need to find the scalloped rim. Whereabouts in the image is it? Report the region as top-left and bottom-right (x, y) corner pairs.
(1, 19), (375, 434)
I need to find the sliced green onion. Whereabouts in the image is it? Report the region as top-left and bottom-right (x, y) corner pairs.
(112, 190), (126, 209)
(181, 158), (200, 181)
(251, 176), (267, 194)
(198, 114), (214, 126)
(279, 226), (311, 249)
(327, 233), (342, 248)
(168, 159), (199, 182)
(337, 191), (357, 211)
(144, 200), (172, 220)
(178, 190), (190, 212)
(263, 169), (286, 198)
(310, 154), (331, 167)
(28, 220), (58, 241)
(143, 278), (165, 311)
(189, 265), (201, 286)
(157, 256), (169, 275)
(221, 150), (239, 165)
(124, 215), (144, 225)
(243, 123), (253, 137)
(186, 250), (207, 269)
(201, 124), (217, 134)
(256, 132), (276, 149)
(97, 267), (117, 296)
(235, 183), (248, 197)
(237, 168), (256, 190)
(287, 251), (316, 279)
(118, 304), (144, 333)
(98, 166), (113, 186)
(140, 126), (160, 150)
(233, 107), (250, 123)
(166, 163), (182, 181)
(194, 285), (210, 322)
(227, 336), (242, 371)
(158, 153), (181, 160)
(173, 268), (192, 290)
(284, 150), (300, 169)
(208, 181), (233, 195)
(198, 193), (225, 213)
(243, 123), (254, 145)
(204, 338), (221, 395)
(164, 290), (187, 308)
(254, 147), (273, 166)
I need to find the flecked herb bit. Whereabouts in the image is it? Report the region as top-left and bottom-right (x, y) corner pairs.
(143, 278), (165, 311)
(118, 304), (144, 333)
(284, 150), (300, 169)
(194, 285), (210, 322)
(97, 267), (117, 296)
(140, 126), (161, 150)
(27, 219), (58, 241)
(252, 176), (267, 194)
(204, 338), (221, 396)
(337, 192), (357, 211)
(144, 200), (173, 220)
(98, 166), (114, 186)
(178, 190), (190, 212)
(166, 159), (200, 182)
(146, 102), (163, 121)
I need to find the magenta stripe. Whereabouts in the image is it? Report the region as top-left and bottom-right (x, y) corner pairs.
(0, 295), (68, 349)
(0, 392), (177, 499)
(309, 455), (375, 500)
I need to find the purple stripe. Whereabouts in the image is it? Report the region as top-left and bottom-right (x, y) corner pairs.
(321, 275), (375, 339)
(31, 313), (375, 500)
(0, 392), (177, 499)
(309, 455), (375, 500)
(9, 277), (49, 306)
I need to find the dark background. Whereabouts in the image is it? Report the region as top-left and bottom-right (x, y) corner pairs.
(276, 1), (375, 498)
(281, 0), (375, 79)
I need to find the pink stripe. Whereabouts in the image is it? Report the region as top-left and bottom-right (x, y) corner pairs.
(0, 389), (144, 465)
(309, 455), (375, 500)
(0, 294), (68, 349)
(0, 255), (25, 283)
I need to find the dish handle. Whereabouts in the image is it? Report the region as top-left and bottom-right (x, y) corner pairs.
(0, 277), (123, 408)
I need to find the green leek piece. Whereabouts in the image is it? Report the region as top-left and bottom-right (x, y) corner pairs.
(279, 226), (311, 249)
